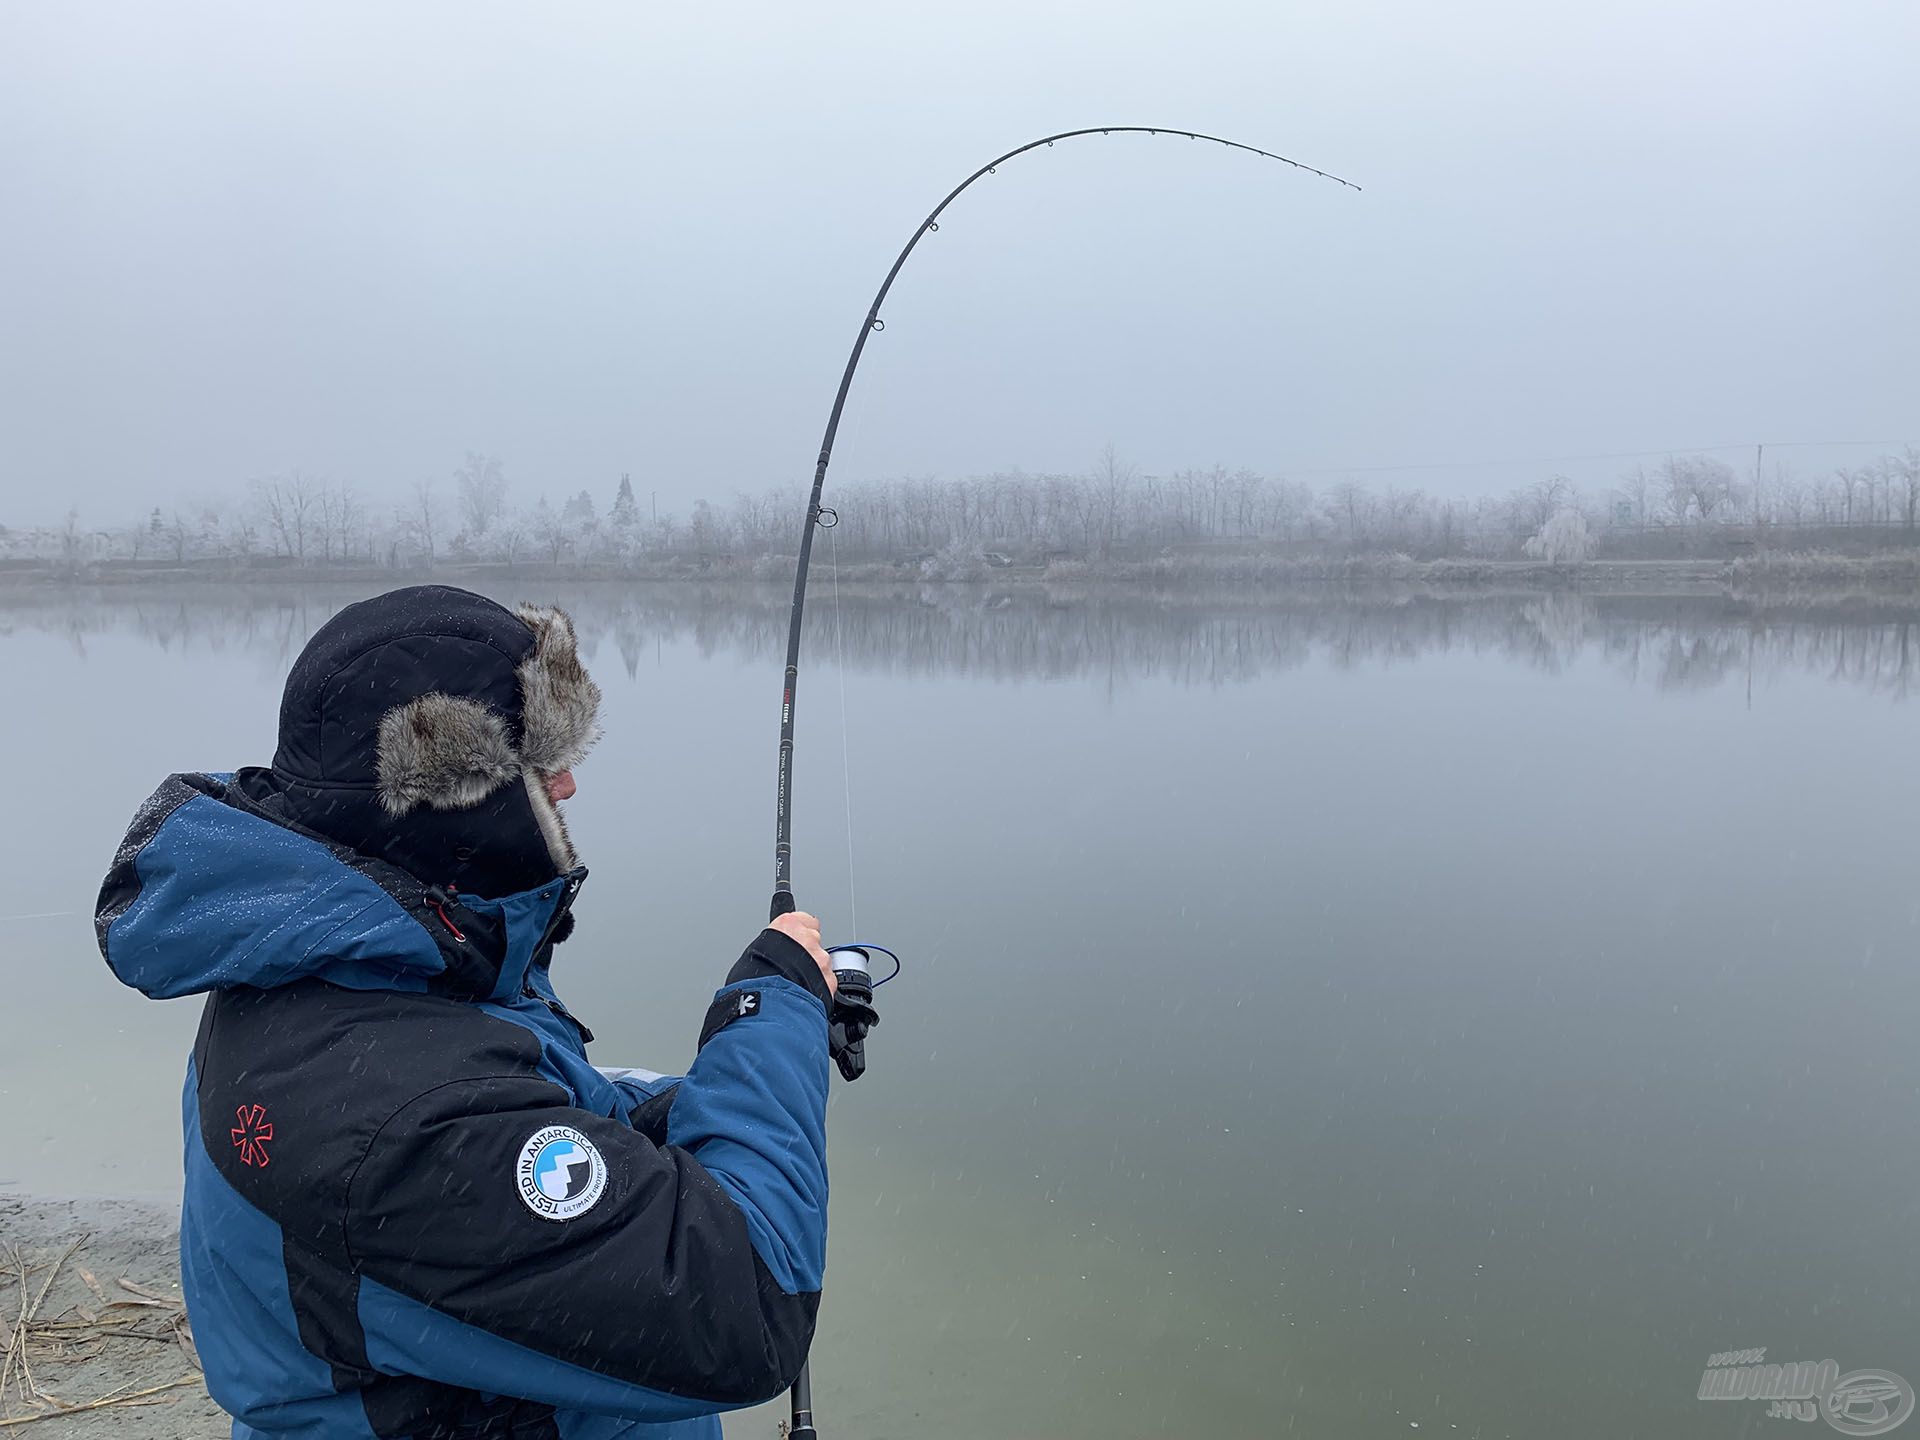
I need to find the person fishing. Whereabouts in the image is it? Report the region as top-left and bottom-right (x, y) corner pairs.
(89, 128), (1339, 1440)
(93, 584), (837, 1439)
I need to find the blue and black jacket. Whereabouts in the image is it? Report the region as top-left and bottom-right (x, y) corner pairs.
(97, 769), (831, 1439)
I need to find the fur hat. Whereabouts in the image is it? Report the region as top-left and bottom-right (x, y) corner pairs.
(269, 586), (601, 896)
(371, 601), (601, 867)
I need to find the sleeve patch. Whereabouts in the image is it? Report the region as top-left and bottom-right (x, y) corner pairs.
(698, 989), (763, 1048)
(515, 1125), (608, 1221)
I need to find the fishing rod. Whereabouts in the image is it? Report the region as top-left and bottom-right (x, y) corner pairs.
(769, 125), (1355, 919)
(768, 126), (1358, 1440)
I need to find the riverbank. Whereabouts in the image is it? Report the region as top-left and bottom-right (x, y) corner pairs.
(4, 549), (1918, 597)
(0, 1193), (219, 1437)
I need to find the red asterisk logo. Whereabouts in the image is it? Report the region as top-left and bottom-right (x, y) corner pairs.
(231, 1104), (273, 1168)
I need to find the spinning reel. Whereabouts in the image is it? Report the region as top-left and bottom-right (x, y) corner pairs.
(823, 942), (900, 1083)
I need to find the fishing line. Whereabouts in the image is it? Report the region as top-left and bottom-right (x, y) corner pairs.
(829, 519), (858, 940)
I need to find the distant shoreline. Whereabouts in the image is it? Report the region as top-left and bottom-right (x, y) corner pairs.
(3, 551), (1917, 599)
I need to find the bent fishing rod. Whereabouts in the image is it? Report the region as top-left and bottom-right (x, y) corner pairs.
(767, 126), (1357, 1440)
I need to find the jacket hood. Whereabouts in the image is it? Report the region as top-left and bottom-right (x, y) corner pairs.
(96, 771), (582, 1002)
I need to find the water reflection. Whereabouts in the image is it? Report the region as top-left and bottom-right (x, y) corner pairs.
(8, 578), (1915, 1440)
(4, 582), (1914, 698)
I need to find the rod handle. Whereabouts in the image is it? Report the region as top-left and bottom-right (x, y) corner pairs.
(770, 890), (797, 922)
(788, 1360), (816, 1438)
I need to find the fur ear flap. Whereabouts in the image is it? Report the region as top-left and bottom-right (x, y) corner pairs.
(369, 606), (598, 832)
(514, 603), (602, 775)
(375, 693), (519, 817)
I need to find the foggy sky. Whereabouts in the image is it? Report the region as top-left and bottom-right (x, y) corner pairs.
(1, 0), (1915, 527)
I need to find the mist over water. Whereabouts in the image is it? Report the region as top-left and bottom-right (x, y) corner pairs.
(4, 584), (1915, 1438)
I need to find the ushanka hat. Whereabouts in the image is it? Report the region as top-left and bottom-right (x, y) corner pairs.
(263, 585), (602, 899)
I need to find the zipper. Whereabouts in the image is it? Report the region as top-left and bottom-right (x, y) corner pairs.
(522, 984), (595, 1045)
(520, 871), (593, 1043)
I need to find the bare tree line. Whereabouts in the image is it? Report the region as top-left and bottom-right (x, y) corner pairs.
(6, 444), (1918, 575)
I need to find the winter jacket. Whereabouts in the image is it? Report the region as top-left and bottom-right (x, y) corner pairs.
(95, 767), (830, 1440)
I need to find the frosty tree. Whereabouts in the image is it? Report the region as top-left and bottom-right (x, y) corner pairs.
(1523, 508), (1595, 565)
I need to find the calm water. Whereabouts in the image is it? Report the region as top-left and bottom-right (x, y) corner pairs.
(3, 583), (1917, 1439)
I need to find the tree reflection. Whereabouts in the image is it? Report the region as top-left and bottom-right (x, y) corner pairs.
(1, 583), (1913, 699)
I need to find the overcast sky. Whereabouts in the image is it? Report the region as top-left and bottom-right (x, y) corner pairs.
(1, 0), (1914, 526)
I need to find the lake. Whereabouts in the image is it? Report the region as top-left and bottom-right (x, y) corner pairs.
(2, 582), (1916, 1439)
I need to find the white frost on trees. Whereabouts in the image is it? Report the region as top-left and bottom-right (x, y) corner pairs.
(1523, 508), (1595, 565)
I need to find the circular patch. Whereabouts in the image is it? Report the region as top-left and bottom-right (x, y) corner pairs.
(515, 1125), (608, 1221)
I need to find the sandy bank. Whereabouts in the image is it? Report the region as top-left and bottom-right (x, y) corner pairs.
(0, 1192), (221, 1437)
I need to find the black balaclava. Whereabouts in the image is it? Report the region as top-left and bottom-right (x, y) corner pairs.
(261, 585), (602, 899)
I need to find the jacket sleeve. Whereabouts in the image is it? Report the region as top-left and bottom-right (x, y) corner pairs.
(594, 1065), (677, 1111)
(344, 929), (830, 1422)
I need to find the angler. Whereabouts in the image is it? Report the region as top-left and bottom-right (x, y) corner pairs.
(95, 585), (839, 1438)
